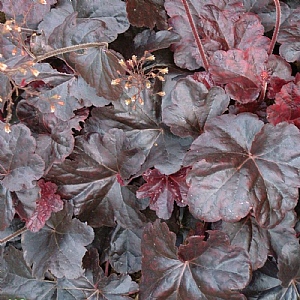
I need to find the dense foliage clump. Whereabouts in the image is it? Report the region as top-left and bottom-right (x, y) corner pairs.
(1, 0), (300, 299)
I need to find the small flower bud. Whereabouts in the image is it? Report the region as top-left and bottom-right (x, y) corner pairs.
(159, 67), (168, 74)
(118, 59), (127, 67)
(111, 78), (121, 85)
(157, 75), (165, 82)
(132, 55), (137, 64)
(4, 123), (11, 133)
(146, 55), (155, 61)
(30, 68), (40, 77)
(157, 91), (166, 97)
(0, 63), (8, 71)
(145, 81), (151, 89)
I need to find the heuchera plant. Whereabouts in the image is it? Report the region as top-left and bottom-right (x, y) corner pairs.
(1, 0), (300, 298)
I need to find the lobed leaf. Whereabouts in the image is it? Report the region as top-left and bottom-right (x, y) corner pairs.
(108, 225), (143, 274)
(22, 205), (94, 279)
(25, 179), (64, 232)
(278, 7), (300, 62)
(163, 76), (229, 138)
(126, 0), (168, 30)
(184, 113), (300, 228)
(0, 245), (56, 299)
(0, 122), (45, 192)
(140, 220), (250, 299)
(209, 48), (268, 103)
(267, 81), (300, 129)
(136, 168), (189, 219)
(47, 129), (147, 228)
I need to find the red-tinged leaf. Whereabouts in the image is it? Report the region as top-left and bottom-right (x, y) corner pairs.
(0, 185), (14, 231)
(26, 179), (63, 232)
(108, 225), (143, 274)
(126, 0), (168, 30)
(1, 0), (57, 29)
(229, 100), (267, 122)
(278, 7), (300, 62)
(267, 81), (300, 129)
(209, 48), (268, 103)
(163, 76), (229, 138)
(0, 245), (56, 299)
(0, 122), (45, 192)
(165, 1), (269, 70)
(22, 205), (94, 279)
(183, 113), (300, 228)
(47, 130), (147, 228)
(136, 168), (189, 220)
(140, 220), (250, 299)
(266, 54), (294, 99)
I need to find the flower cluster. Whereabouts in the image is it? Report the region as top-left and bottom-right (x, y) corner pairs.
(111, 51), (167, 107)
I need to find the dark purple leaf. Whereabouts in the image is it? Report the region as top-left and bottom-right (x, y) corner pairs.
(108, 225), (143, 274)
(277, 242), (300, 287)
(163, 76), (229, 138)
(12, 62), (74, 88)
(136, 168), (189, 219)
(278, 7), (300, 62)
(126, 0), (168, 30)
(214, 211), (297, 271)
(140, 220), (250, 299)
(25, 179), (63, 232)
(242, 259), (282, 298)
(14, 186), (39, 223)
(184, 113), (300, 228)
(0, 185), (14, 231)
(59, 248), (139, 299)
(22, 205), (94, 279)
(244, 0), (291, 32)
(214, 217), (269, 270)
(209, 48), (268, 103)
(37, 0), (74, 42)
(84, 98), (192, 175)
(68, 47), (125, 100)
(134, 29), (181, 55)
(26, 75), (110, 121)
(0, 245), (56, 298)
(17, 100), (88, 172)
(1, 0), (57, 29)
(0, 122), (45, 191)
(47, 130), (147, 228)
(0, 73), (11, 111)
